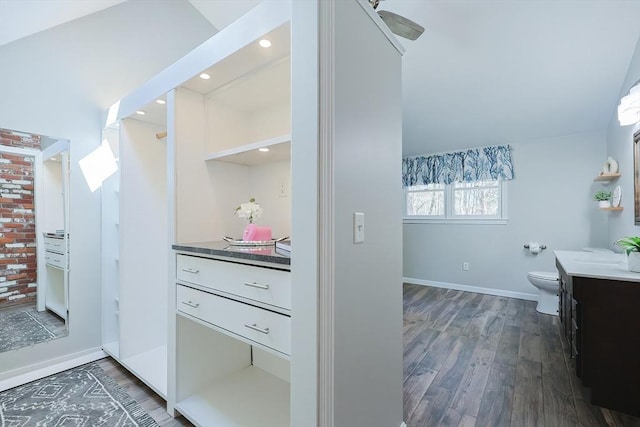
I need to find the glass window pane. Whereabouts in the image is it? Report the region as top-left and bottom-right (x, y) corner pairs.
(407, 190), (444, 216)
(454, 180), (499, 189)
(454, 187), (499, 216)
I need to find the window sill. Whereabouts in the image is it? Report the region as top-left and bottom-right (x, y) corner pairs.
(403, 218), (509, 225)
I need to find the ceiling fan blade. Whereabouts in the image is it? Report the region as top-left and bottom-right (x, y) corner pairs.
(377, 10), (424, 41)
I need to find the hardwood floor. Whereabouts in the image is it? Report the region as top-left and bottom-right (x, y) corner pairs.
(97, 357), (193, 426)
(97, 284), (640, 427)
(403, 283), (640, 427)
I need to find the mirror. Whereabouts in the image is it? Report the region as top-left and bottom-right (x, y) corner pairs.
(635, 129), (640, 225)
(0, 128), (69, 353)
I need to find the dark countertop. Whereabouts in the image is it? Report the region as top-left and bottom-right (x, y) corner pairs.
(172, 240), (290, 268)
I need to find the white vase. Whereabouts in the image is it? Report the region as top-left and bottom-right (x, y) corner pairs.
(598, 200), (611, 208)
(628, 252), (640, 273)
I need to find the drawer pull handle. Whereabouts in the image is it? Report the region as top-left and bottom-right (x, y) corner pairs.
(182, 268), (200, 274)
(182, 300), (200, 308)
(244, 323), (270, 334)
(243, 281), (269, 290)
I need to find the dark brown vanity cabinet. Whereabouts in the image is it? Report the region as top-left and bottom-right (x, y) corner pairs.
(556, 260), (640, 417)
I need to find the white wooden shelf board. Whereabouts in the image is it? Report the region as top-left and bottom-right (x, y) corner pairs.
(46, 301), (67, 321)
(121, 345), (167, 399)
(176, 365), (290, 427)
(204, 135), (290, 166)
(102, 341), (120, 359)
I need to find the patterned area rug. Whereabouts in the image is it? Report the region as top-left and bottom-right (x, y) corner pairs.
(0, 363), (158, 427)
(0, 306), (68, 353)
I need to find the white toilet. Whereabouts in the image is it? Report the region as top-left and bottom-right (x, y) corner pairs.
(527, 271), (559, 315)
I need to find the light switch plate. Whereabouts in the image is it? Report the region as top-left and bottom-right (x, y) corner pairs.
(353, 212), (365, 244)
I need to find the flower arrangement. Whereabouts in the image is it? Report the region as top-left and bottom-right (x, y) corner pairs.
(593, 191), (612, 202)
(234, 197), (263, 224)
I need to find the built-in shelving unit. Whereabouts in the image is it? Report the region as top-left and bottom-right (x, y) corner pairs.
(101, 2), (405, 426)
(593, 173), (621, 182)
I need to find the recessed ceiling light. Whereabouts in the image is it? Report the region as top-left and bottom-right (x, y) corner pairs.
(200, 73), (211, 80)
(259, 39), (272, 48)
(156, 99), (166, 105)
(258, 147), (270, 152)
(136, 110), (146, 115)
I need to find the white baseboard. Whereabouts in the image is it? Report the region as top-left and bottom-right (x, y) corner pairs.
(0, 347), (107, 392)
(403, 277), (537, 301)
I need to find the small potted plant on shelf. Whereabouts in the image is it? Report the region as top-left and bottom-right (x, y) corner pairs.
(614, 236), (640, 272)
(593, 190), (612, 208)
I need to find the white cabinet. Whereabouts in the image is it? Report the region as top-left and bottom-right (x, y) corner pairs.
(175, 253), (291, 427)
(43, 234), (68, 320)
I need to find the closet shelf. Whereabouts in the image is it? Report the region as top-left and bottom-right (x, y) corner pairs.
(120, 345), (167, 399)
(176, 365), (289, 427)
(593, 173), (621, 182)
(204, 134), (290, 166)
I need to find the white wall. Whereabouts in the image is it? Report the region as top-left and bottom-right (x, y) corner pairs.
(0, 0), (214, 377)
(607, 36), (640, 243)
(404, 131), (607, 297)
(332, 2), (404, 426)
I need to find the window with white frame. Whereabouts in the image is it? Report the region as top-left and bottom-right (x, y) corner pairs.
(402, 144), (513, 223)
(404, 179), (507, 221)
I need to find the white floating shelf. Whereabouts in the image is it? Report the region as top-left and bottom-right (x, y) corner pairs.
(176, 365), (290, 427)
(204, 134), (291, 166)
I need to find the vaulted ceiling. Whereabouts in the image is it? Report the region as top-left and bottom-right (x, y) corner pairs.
(1, 0), (639, 156)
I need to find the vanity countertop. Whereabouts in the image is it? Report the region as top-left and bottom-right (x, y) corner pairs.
(554, 250), (640, 282)
(172, 240), (290, 270)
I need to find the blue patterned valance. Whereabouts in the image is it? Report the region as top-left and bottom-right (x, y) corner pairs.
(402, 145), (514, 187)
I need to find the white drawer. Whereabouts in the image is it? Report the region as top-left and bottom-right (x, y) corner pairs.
(44, 237), (66, 254)
(176, 254), (291, 311)
(45, 251), (66, 269)
(177, 285), (291, 355)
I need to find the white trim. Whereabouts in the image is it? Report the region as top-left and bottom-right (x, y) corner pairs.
(0, 145), (40, 156)
(403, 277), (538, 301)
(0, 348), (106, 391)
(404, 218), (508, 225)
(166, 88), (177, 416)
(318, 1), (335, 426)
(354, 0), (405, 55)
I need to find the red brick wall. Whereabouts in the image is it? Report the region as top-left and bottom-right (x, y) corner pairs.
(0, 130), (40, 308)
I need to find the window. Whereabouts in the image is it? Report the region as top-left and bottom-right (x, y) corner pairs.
(405, 179), (507, 223)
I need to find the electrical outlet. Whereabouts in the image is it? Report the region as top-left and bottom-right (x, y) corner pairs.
(463, 262), (470, 271)
(353, 212), (365, 244)
(278, 178), (288, 198)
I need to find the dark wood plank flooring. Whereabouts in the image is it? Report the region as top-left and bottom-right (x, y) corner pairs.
(403, 283), (640, 427)
(97, 357), (193, 426)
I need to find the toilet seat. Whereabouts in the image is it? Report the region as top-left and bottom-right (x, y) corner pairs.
(528, 271), (558, 281)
